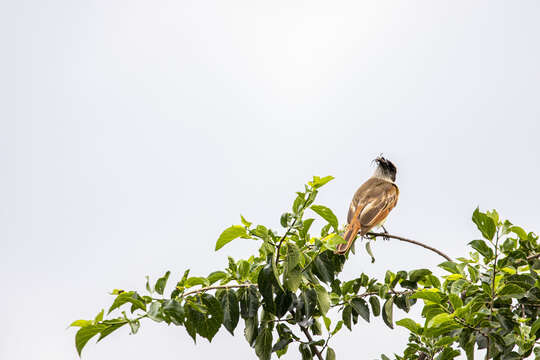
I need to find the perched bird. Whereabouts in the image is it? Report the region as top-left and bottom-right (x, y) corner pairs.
(335, 156), (399, 255)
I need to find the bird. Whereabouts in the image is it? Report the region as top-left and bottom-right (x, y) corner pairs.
(335, 156), (399, 255)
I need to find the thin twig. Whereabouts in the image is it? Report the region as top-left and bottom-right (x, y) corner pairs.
(366, 232), (453, 262)
(486, 229), (500, 360)
(527, 253), (540, 260)
(275, 217), (298, 268)
(299, 324), (324, 360)
(332, 289), (413, 307)
(301, 250), (321, 273)
(180, 283), (253, 298)
(289, 308), (323, 360)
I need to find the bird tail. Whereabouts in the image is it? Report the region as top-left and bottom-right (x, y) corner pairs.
(335, 223), (361, 254)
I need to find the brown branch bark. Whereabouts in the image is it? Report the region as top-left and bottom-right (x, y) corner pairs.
(366, 232), (453, 262)
(299, 324), (324, 360)
(180, 283), (253, 298)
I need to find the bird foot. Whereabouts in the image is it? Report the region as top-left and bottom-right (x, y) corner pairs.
(381, 225), (390, 241)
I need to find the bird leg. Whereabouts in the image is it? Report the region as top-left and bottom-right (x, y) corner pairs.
(381, 225), (390, 241)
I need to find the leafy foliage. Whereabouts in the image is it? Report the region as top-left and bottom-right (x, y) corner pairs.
(71, 177), (540, 359)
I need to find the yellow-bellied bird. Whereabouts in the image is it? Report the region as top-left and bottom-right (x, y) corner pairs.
(335, 156), (399, 255)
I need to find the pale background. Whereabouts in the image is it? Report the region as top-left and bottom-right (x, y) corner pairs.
(3, 1), (540, 359)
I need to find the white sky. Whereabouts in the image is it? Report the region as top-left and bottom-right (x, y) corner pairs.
(3, 1), (540, 359)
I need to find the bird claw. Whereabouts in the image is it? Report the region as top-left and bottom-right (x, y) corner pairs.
(381, 225), (390, 241)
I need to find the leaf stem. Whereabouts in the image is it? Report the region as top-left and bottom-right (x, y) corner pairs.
(366, 232), (453, 262)
(275, 217), (298, 269)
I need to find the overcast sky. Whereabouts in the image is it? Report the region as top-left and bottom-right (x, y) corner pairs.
(3, 1), (540, 359)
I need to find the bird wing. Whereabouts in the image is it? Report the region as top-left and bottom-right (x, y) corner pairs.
(337, 179), (398, 255)
(347, 178), (399, 231)
(358, 183), (398, 233)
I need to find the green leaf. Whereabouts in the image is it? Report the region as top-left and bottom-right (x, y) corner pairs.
(510, 226), (527, 240)
(322, 316), (331, 331)
(396, 318), (421, 334)
(93, 309), (104, 323)
(351, 298), (370, 323)
(369, 296), (381, 317)
(154, 271), (171, 295)
(162, 299), (184, 325)
(220, 290), (240, 335)
(382, 297), (394, 329)
(427, 312), (454, 328)
(409, 269), (432, 282)
(215, 225), (248, 251)
(331, 320), (343, 335)
(207, 271), (227, 285)
(127, 319), (140, 335)
(365, 241), (375, 263)
(530, 318), (540, 336)
(239, 286), (259, 319)
(199, 294), (224, 341)
(326, 347), (336, 360)
(448, 293), (463, 310)
(284, 266), (302, 292)
(468, 240), (494, 259)
(70, 320), (93, 328)
(237, 260), (252, 280)
(497, 283), (525, 297)
(108, 292), (146, 314)
(258, 263), (275, 312)
(428, 275), (441, 289)
(177, 269), (190, 287)
(315, 285), (330, 315)
(280, 212), (292, 228)
(299, 343), (312, 360)
(292, 193), (305, 214)
(286, 243), (301, 270)
(308, 175), (334, 189)
(299, 218), (315, 240)
(255, 327), (273, 360)
(147, 301), (164, 322)
(342, 305), (352, 330)
(240, 214), (252, 228)
(185, 277), (209, 288)
(275, 291), (293, 318)
(244, 316), (259, 346)
(438, 261), (460, 274)
(410, 290), (442, 304)
(472, 207), (496, 240)
(322, 233), (346, 251)
(312, 251), (343, 284)
(75, 324), (107, 355)
(302, 288), (318, 318)
(310, 205), (339, 231)
(467, 266), (479, 283)
(436, 347), (460, 359)
(272, 337), (292, 353)
(435, 336), (457, 347)
(98, 322), (127, 342)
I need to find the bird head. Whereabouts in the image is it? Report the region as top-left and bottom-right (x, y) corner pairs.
(373, 156), (397, 182)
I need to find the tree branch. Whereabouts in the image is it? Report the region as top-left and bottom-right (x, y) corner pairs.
(366, 232), (452, 262)
(299, 324), (324, 360)
(180, 283), (253, 298)
(275, 218), (298, 268)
